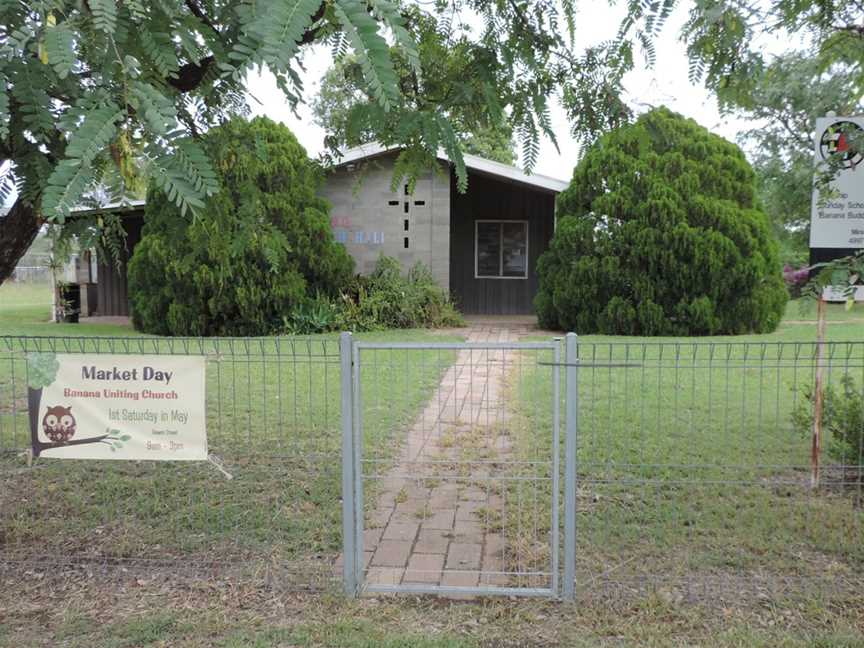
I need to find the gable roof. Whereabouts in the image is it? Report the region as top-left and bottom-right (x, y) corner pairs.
(332, 142), (569, 194)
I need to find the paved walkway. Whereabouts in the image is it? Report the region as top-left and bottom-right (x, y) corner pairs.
(357, 323), (534, 592)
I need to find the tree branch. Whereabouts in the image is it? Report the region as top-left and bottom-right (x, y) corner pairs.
(834, 23), (864, 36)
(184, 0), (220, 34)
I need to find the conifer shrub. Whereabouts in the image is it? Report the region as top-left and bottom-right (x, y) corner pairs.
(535, 107), (788, 335)
(128, 117), (354, 336)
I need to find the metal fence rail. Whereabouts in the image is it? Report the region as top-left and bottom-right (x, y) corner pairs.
(0, 335), (346, 590)
(344, 339), (561, 597)
(558, 336), (864, 601)
(1, 333), (862, 602)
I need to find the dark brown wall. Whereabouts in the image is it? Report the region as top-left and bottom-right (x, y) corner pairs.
(96, 211), (144, 317)
(449, 170), (556, 315)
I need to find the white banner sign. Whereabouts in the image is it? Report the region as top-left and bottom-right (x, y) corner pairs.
(810, 116), (864, 249)
(27, 353), (207, 461)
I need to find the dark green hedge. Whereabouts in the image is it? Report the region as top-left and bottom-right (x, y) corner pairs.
(128, 117), (354, 336)
(535, 107), (788, 335)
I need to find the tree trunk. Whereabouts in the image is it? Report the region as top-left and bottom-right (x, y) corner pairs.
(0, 198), (41, 284)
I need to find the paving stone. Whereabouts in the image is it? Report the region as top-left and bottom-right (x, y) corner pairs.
(420, 509), (455, 530)
(368, 508), (392, 529)
(455, 501), (486, 521)
(366, 566), (404, 586)
(428, 490), (458, 508)
(382, 521), (419, 542)
(363, 528), (383, 548)
(459, 487), (487, 501)
(403, 553), (445, 584)
(439, 570), (480, 598)
(391, 502), (423, 523)
(371, 540), (411, 567)
(452, 520), (483, 538)
(446, 543), (482, 570)
(414, 530), (450, 554)
(484, 533), (505, 558)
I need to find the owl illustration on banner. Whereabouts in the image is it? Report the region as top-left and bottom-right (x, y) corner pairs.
(42, 405), (77, 443)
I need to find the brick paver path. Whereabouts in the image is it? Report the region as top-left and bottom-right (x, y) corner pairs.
(354, 323), (536, 592)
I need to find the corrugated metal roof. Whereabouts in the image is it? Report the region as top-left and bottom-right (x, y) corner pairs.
(69, 199), (146, 216)
(332, 143), (569, 193)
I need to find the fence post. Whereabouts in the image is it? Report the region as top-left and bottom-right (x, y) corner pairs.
(563, 332), (578, 601)
(340, 332), (357, 596)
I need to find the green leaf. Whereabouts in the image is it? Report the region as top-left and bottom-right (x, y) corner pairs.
(333, 0), (398, 111)
(27, 353), (59, 389)
(43, 22), (75, 79)
(139, 28), (179, 79)
(130, 81), (178, 136)
(90, 0), (118, 34)
(227, 0), (323, 79)
(42, 103), (123, 219)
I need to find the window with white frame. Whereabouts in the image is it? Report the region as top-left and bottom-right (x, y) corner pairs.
(475, 220), (529, 279)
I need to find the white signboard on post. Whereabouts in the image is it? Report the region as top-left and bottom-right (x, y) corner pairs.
(27, 353), (207, 461)
(810, 116), (864, 249)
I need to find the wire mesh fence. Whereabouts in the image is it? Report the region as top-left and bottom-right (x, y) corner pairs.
(1, 335), (361, 590)
(1, 334), (862, 602)
(350, 341), (560, 596)
(512, 339), (864, 601)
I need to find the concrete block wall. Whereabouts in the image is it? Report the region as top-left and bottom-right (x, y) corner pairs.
(320, 154), (450, 290)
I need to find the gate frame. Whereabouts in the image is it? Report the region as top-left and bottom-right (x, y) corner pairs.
(340, 334), (573, 599)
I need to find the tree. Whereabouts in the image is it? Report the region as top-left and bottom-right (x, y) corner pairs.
(1, 0), (628, 285)
(127, 117), (353, 336)
(535, 107), (788, 336)
(311, 33), (517, 165)
(613, 1), (863, 109)
(733, 53), (863, 265)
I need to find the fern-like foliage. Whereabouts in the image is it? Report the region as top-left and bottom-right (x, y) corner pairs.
(334, 0), (399, 111)
(142, 137), (218, 216)
(42, 103), (123, 219)
(89, 0), (118, 34)
(43, 22), (76, 79)
(130, 80), (178, 135)
(368, 0), (421, 82)
(139, 28), (179, 79)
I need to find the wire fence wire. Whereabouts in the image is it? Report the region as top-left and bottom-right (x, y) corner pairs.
(0, 335), (350, 590)
(350, 341), (560, 597)
(552, 340), (864, 601)
(1, 335), (863, 602)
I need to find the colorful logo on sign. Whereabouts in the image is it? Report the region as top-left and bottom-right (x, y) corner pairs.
(820, 121), (863, 170)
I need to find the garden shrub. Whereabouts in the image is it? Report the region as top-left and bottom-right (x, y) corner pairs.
(535, 107), (788, 335)
(128, 117), (354, 336)
(792, 375), (864, 469)
(336, 256), (463, 331)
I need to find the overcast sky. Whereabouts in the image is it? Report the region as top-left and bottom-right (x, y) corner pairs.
(246, 1), (761, 180)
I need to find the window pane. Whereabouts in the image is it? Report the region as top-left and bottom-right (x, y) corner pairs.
(476, 222), (501, 276)
(502, 222), (527, 277)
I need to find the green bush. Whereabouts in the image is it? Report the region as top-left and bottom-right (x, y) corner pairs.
(535, 107), (788, 336)
(128, 117), (354, 336)
(337, 256), (463, 332)
(792, 375), (864, 468)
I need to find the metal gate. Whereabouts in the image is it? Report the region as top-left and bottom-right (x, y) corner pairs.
(340, 333), (575, 598)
